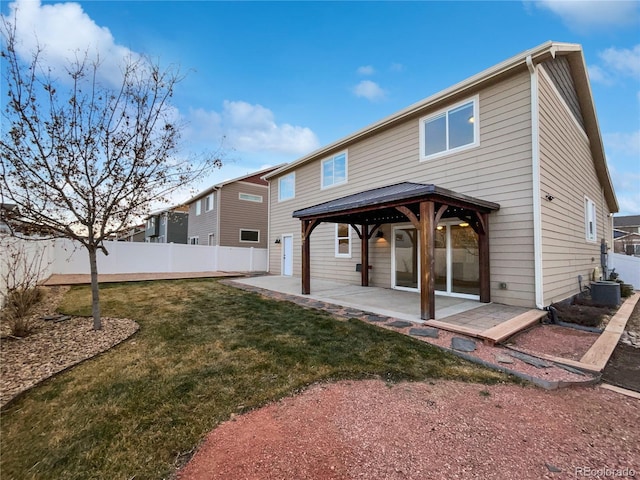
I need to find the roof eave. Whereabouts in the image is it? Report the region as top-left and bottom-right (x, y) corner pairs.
(564, 51), (619, 213)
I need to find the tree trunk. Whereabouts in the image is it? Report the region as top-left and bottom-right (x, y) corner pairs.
(88, 247), (102, 330)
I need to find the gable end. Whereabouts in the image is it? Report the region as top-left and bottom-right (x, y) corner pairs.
(542, 57), (584, 131)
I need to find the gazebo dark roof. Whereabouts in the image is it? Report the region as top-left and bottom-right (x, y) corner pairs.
(292, 182), (500, 224)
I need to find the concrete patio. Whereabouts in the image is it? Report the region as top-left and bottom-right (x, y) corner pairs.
(233, 275), (545, 340)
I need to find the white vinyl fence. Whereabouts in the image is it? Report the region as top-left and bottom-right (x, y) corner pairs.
(609, 253), (640, 289)
(0, 236), (267, 299)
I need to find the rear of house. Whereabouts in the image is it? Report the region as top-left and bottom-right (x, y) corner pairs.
(265, 42), (617, 314)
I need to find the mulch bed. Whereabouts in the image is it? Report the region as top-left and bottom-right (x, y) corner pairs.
(0, 286), (139, 408)
(601, 297), (640, 393)
(602, 344), (640, 393)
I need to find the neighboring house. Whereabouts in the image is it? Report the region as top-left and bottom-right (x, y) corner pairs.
(0, 203), (17, 235)
(116, 224), (146, 242)
(0, 203), (57, 237)
(614, 215), (640, 256)
(145, 205), (189, 244)
(265, 41), (618, 319)
(186, 166), (281, 248)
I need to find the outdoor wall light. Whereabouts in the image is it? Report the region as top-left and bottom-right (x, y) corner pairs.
(376, 230), (384, 239)
(459, 222), (470, 227)
(545, 194), (555, 201)
(274, 237), (281, 244)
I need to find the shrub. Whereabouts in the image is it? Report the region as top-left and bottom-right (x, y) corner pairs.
(0, 238), (49, 337)
(1, 286), (42, 337)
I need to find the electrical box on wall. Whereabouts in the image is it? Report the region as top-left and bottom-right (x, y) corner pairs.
(499, 282), (508, 290)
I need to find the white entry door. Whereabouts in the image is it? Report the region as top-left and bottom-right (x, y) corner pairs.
(282, 234), (293, 276)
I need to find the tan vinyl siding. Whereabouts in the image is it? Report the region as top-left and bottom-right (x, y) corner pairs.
(270, 71), (537, 307)
(187, 192), (218, 245)
(219, 181), (269, 248)
(538, 65), (612, 305)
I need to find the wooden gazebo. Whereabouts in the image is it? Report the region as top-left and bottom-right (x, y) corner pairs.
(292, 182), (500, 320)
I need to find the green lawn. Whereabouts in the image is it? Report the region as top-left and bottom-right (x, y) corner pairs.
(1, 279), (513, 479)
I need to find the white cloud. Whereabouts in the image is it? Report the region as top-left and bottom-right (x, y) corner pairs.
(357, 65), (375, 75)
(188, 101), (320, 155)
(604, 131), (640, 158)
(599, 45), (640, 79)
(2, 0), (136, 86)
(617, 191), (640, 216)
(607, 154), (640, 216)
(532, 0), (640, 32)
(390, 62), (405, 72)
(353, 80), (386, 101)
(588, 45), (640, 87)
(587, 65), (612, 85)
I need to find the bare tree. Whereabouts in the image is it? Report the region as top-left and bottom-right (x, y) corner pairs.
(0, 21), (222, 330)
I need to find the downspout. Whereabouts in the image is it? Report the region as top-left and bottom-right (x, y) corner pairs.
(215, 188), (221, 246)
(527, 55), (545, 309)
(266, 180), (271, 272)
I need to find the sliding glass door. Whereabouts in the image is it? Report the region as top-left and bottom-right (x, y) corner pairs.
(392, 223), (479, 298)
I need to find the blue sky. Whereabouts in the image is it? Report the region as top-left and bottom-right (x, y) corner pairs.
(2, 0), (639, 214)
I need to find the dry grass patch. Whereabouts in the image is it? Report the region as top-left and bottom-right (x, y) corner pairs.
(1, 278), (512, 480)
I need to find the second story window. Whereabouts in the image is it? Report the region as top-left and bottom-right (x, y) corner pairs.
(239, 193), (263, 203)
(205, 194), (214, 212)
(322, 152), (347, 188)
(420, 96), (478, 160)
(279, 172), (295, 201)
(195, 201), (201, 216)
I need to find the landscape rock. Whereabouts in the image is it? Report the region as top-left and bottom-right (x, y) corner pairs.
(451, 337), (476, 352)
(409, 327), (439, 338)
(495, 354), (514, 364)
(387, 320), (413, 328)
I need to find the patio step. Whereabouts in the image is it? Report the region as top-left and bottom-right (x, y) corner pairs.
(481, 309), (547, 346)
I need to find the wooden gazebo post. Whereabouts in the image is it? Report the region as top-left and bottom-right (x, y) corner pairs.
(477, 212), (491, 303)
(301, 219), (319, 294)
(419, 201), (436, 320)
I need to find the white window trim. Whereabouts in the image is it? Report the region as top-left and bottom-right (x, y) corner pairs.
(195, 201), (201, 216)
(321, 151), (348, 189)
(207, 233), (215, 246)
(419, 95), (479, 161)
(239, 192), (263, 203)
(205, 194), (214, 212)
(278, 172), (295, 202)
(335, 223), (352, 258)
(189, 236), (199, 245)
(585, 196), (597, 243)
(240, 229), (260, 243)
